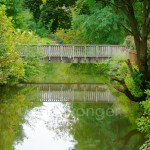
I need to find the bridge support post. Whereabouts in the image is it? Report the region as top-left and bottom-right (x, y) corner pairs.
(96, 46), (98, 62)
(61, 45), (63, 61)
(73, 46), (74, 60)
(84, 46), (86, 61)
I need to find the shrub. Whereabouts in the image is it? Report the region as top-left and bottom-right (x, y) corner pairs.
(0, 5), (24, 85)
(137, 90), (150, 150)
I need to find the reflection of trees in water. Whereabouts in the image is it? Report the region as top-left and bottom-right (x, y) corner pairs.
(45, 103), (75, 140)
(46, 102), (145, 150)
(0, 86), (42, 150)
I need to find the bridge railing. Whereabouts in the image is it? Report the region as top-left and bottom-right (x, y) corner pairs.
(37, 44), (127, 58)
(18, 44), (127, 58)
(17, 44), (132, 63)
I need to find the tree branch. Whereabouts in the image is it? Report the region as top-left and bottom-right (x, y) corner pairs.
(98, 0), (121, 9)
(125, 59), (134, 74)
(111, 76), (146, 102)
(114, 86), (125, 93)
(120, 23), (134, 35)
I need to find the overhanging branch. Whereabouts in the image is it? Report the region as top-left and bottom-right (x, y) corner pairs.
(111, 76), (146, 102)
(120, 23), (133, 35)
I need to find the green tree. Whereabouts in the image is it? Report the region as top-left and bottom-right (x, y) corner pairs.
(98, 0), (150, 79)
(79, 0), (150, 102)
(25, 0), (76, 33)
(0, 5), (47, 85)
(70, 0), (125, 44)
(0, 5), (24, 85)
(0, 0), (33, 29)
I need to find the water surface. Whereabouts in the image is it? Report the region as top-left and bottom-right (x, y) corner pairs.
(0, 84), (145, 150)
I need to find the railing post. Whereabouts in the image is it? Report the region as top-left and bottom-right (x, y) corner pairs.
(84, 45), (86, 60)
(108, 46), (110, 58)
(48, 45), (51, 61)
(73, 45), (74, 60)
(61, 45), (63, 61)
(96, 45), (98, 60)
(84, 87), (86, 102)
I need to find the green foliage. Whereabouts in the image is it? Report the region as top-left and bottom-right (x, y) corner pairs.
(24, 0), (42, 23)
(53, 28), (88, 44)
(108, 53), (143, 97)
(0, 6), (50, 85)
(31, 20), (52, 37)
(26, 63), (108, 84)
(14, 29), (49, 82)
(14, 29), (51, 45)
(68, 0), (125, 44)
(0, 0), (34, 30)
(136, 90), (150, 150)
(0, 5), (24, 85)
(125, 71), (143, 97)
(25, 0), (76, 33)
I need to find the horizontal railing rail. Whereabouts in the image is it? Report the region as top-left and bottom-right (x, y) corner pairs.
(18, 44), (127, 59)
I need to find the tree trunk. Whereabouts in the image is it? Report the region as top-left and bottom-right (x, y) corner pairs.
(134, 37), (148, 80)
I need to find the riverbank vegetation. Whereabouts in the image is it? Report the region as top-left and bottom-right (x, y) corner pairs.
(0, 5), (50, 85)
(24, 63), (108, 84)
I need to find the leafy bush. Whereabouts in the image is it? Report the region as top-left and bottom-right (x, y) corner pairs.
(0, 5), (24, 85)
(108, 53), (143, 98)
(52, 28), (87, 44)
(0, 5), (49, 85)
(137, 90), (150, 150)
(14, 30), (48, 82)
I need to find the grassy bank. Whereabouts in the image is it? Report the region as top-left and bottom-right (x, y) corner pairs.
(25, 63), (108, 84)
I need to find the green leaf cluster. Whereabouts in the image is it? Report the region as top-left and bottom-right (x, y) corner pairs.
(137, 90), (150, 150)
(108, 53), (143, 97)
(0, 6), (49, 85)
(0, 0), (34, 30)
(58, 0), (125, 44)
(25, 0), (76, 33)
(0, 5), (24, 85)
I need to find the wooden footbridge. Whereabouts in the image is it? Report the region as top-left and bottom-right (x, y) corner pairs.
(20, 44), (130, 63)
(26, 84), (116, 103)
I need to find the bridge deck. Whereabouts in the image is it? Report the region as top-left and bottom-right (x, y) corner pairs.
(19, 44), (128, 63)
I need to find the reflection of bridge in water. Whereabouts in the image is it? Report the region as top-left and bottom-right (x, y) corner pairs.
(27, 84), (116, 103)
